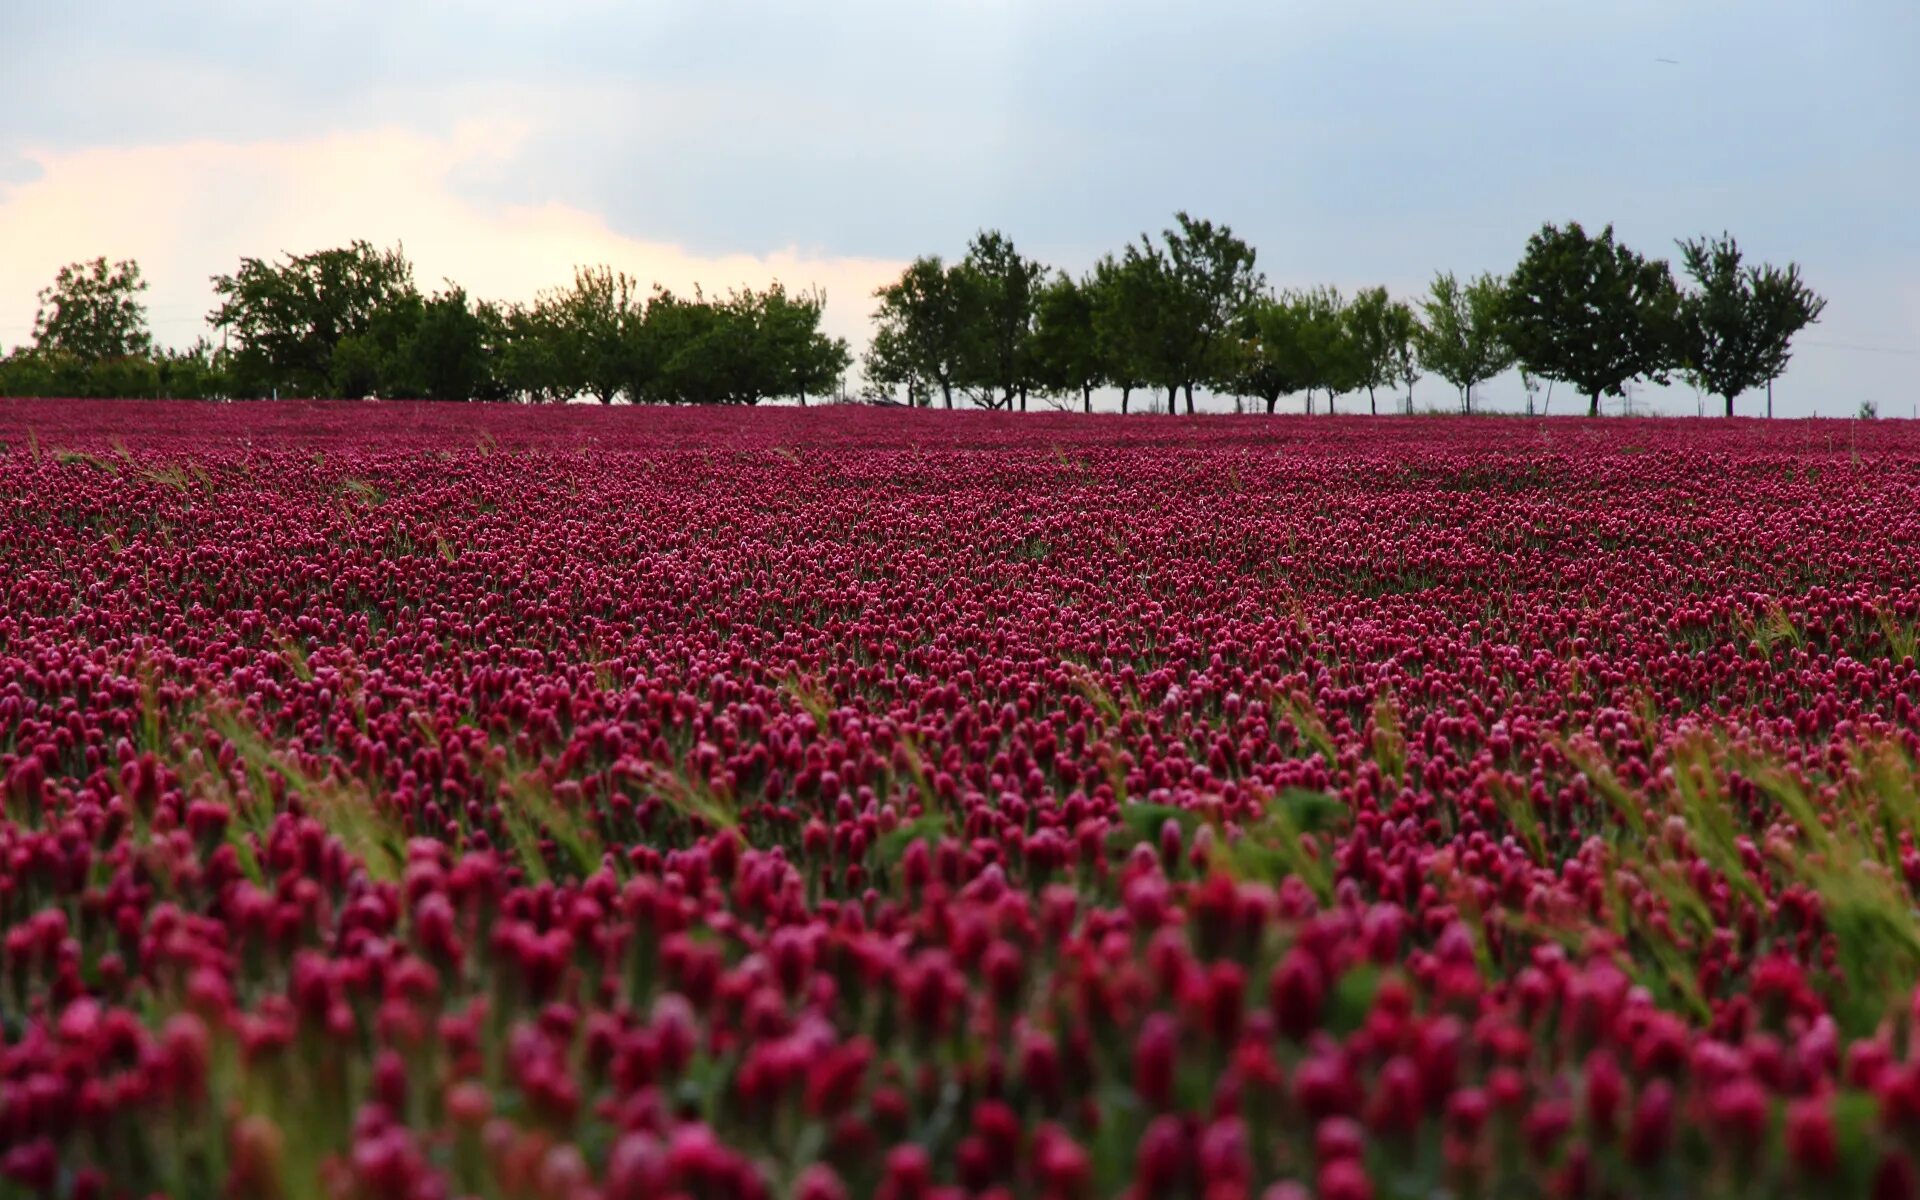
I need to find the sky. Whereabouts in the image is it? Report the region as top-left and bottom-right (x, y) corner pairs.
(2, 0), (1916, 415)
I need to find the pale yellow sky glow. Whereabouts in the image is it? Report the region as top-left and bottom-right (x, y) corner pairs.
(0, 122), (907, 358)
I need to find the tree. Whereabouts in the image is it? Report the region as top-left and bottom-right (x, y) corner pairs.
(1030, 272), (1103, 412)
(1343, 286), (1401, 416)
(490, 301), (572, 403)
(1417, 272), (1513, 413)
(544, 266), (646, 404)
(870, 257), (974, 409)
(328, 292), (424, 398)
(754, 285), (851, 406)
(1230, 293), (1309, 414)
(406, 287), (496, 401)
(32, 258), (152, 361)
(862, 322), (926, 407)
(155, 339), (232, 400)
(1385, 300), (1422, 414)
(210, 241), (418, 397)
(1088, 253), (1153, 414)
(1292, 286), (1361, 414)
(643, 288), (730, 405)
(1132, 212), (1263, 415)
(1503, 221), (1681, 416)
(629, 285), (846, 407)
(1675, 232), (1826, 417)
(955, 230), (1043, 411)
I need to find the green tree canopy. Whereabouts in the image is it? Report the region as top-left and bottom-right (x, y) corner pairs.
(1290, 286), (1361, 415)
(1417, 271), (1514, 413)
(1127, 212), (1263, 414)
(1088, 252), (1156, 414)
(1229, 293), (1309, 415)
(955, 230), (1043, 411)
(1029, 272), (1103, 413)
(547, 266), (646, 404)
(31, 257), (153, 362)
(1343, 286), (1403, 416)
(1503, 221), (1681, 416)
(210, 241), (418, 397)
(1385, 300), (1423, 414)
(635, 284), (848, 406)
(1676, 233), (1826, 417)
(755, 285), (852, 406)
(868, 257), (975, 409)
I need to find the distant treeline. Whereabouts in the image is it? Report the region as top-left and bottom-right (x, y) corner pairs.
(867, 216), (1825, 418)
(0, 245), (851, 405)
(1, 217), (1823, 415)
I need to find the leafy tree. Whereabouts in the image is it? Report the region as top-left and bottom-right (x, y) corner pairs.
(210, 241), (418, 397)
(32, 257), (152, 361)
(1385, 300), (1422, 415)
(955, 230), (1043, 411)
(1088, 253), (1152, 414)
(1417, 272), (1513, 413)
(546, 266), (646, 404)
(407, 288), (496, 401)
(1127, 212), (1264, 414)
(755, 285), (851, 406)
(156, 339), (232, 399)
(869, 257), (974, 409)
(0, 350), (77, 398)
(1030, 272), (1103, 412)
(1291, 286), (1361, 415)
(488, 301), (575, 403)
(1675, 232), (1826, 417)
(1230, 293), (1309, 414)
(1343, 286), (1402, 416)
(633, 285), (847, 406)
(862, 322), (926, 407)
(329, 292), (425, 398)
(0, 349), (141, 398)
(643, 288), (730, 405)
(1503, 221), (1682, 416)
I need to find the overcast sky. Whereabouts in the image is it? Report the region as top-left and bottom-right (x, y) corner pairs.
(2, 0), (1915, 415)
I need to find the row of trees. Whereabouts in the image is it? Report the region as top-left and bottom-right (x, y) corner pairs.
(0, 244), (852, 404)
(2, 219), (1824, 415)
(865, 217), (1826, 417)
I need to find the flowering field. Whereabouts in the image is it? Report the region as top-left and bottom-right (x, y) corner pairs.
(7, 399), (1920, 1200)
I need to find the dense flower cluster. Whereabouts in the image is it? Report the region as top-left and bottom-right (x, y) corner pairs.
(4, 399), (1920, 1199)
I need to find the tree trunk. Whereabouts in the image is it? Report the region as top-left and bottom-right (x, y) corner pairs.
(1019, 385), (1027, 413)
(1725, 393), (1734, 418)
(798, 388), (807, 408)
(1166, 384), (1177, 415)
(1588, 391), (1601, 417)
(1082, 383), (1092, 414)
(1264, 393), (1278, 415)
(1121, 385), (1131, 415)
(1327, 390), (1337, 416)
(942, 381), (953, 410)
(1368, 385), (1376, 416)
(1183, 382), (1195, 415)
(1767, 380), (1773, 419)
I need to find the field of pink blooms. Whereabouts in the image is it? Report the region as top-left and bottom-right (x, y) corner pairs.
(8, 398), (1920, 1200)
